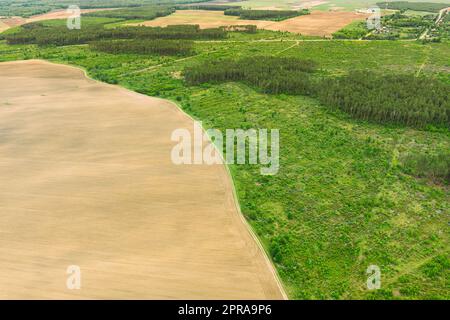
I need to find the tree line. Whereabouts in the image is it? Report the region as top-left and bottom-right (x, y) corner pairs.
(224, 9), (309, 21)
(0, 0), (209, 18)
(175, 5), (242, 11)
(184, 59), (449, 128)
(4, 23), (227, 46)
(376, 1), (449, 13)
(184, 56), (318, 95)
(318, 71), (449, 128)
(90, 39), (194, 55)
(83, 5), (175, 20)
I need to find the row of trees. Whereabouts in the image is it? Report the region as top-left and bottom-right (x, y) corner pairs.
(0, 0), (209, 18)
(376, 1), (449, 13)
(224, 9), (309, 21)
(184, 56), (318, 95)
(90, 39), (194, 55)
(175, 5), (242, 11)
(317, 71), (449, 128)
(184, 59), (449, 128)
(4, 23), (227, 46)
(84, 5), (175, 20)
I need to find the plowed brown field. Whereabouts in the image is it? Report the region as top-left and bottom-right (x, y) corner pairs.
(133, 10), (369, 36)
(0, 60), (286, 300)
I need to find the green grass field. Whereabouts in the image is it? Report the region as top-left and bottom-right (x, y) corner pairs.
(0, 21), (449, 299)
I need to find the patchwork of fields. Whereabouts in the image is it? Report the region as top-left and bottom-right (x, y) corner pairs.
(134, 9), (369, 36)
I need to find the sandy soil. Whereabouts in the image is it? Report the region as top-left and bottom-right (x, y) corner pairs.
(0, 9), (115, 33)
(133, 10), (368, 36)
(0, 20), (8, 33)
(0, 60), (286, 300)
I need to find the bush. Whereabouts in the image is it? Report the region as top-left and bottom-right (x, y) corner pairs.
(401, 151), (450, 183)
(90, 39), (194, 55)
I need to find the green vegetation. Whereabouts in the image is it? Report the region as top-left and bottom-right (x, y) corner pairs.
(401, 150), (450, 183)
(367, 12), (436, 40)
(175, 4), (242, 11)
(224, 8), (309, 21)
(377, 1), (449, 13)
(0, 14), (449, 300)
(2, 23), (227, 45)
(318, 71), (449, 128)
(83, 5), (175, 20)
(333, 21), (368, 39)
(90, 39), (194, 55)
(185, 58), (449, 128)
(184, 56), (317, 95)
(429, 11), (450, 39)
(0, 0), (209, 17)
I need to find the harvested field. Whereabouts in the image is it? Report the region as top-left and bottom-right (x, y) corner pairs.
(134, 10), (369, 36)
(264, 10), (369, 36)
(0, 60), (285, 300)
(133, 10), (277, 29)
(0, 20), (8, 33)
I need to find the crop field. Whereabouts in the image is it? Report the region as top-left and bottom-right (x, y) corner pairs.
(0, 59), (285, 299)
(132, 9), (275, 28)
(1, 19), (448, 299)
(0, 20), (8, 33)
(134, 9), (369, 36)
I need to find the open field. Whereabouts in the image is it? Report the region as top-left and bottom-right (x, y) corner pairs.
(264, 10), (369, 35)
(0, 59), (285, 299)
(0, 20), (8, 33)
(132, 10), (276, 28)
(0, 9), (117, 33)
(134, 9), (369, 36)
(204, 0), (450, 11)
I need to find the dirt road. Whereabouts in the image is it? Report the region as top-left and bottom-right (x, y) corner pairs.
(0, 60), (286, 300)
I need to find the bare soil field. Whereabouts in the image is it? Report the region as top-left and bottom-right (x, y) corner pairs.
(0, 9), (115, 33)
(134, 10), (277, 29)
(134, 10), (369, 36)
(0, 60), (285, 300)
(264, 10), (369, 36)
(0, 20), (8, 33)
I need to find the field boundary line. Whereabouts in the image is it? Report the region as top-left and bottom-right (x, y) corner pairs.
(15, 58), (288, 300)
(171, 107), (290, 301)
